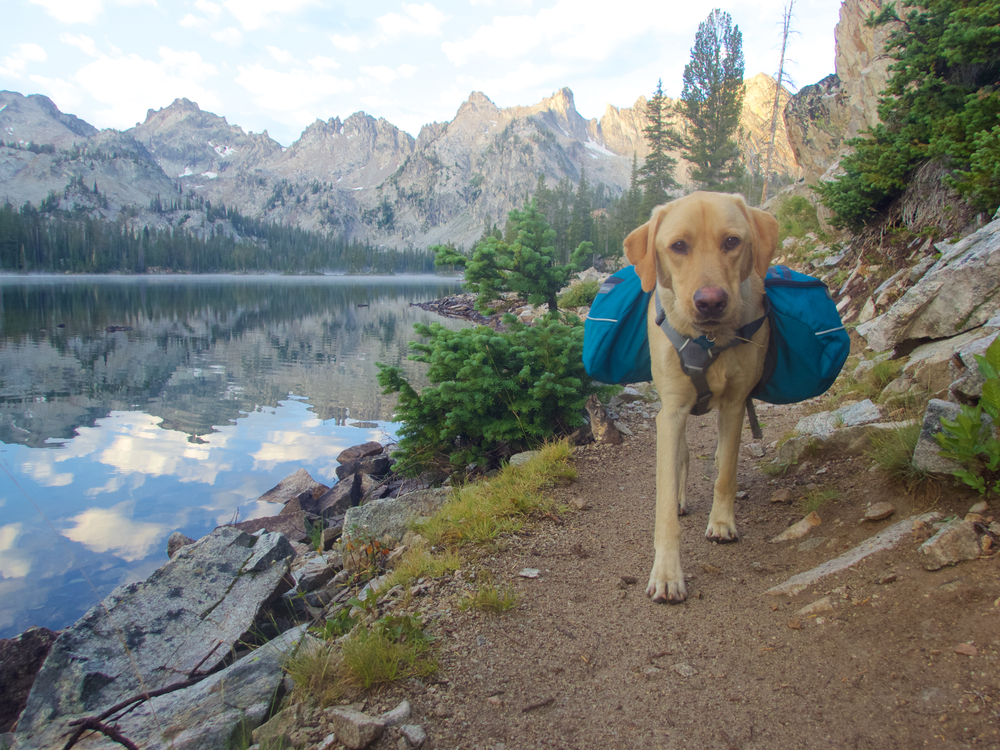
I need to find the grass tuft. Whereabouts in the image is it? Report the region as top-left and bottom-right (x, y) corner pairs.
(339, 617), (436, 690)
(460, 581), (519, 614)
(866, 423), (930, 488)
(415, 440), (575, 546)
(799, 487), (840, 514)
(386, 546), (461, 589)
(283, 638), (346, 706)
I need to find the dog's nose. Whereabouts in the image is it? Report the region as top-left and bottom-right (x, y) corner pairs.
(694, 287), (728, 317)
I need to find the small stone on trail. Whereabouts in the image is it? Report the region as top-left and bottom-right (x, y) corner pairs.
(735, 491), (748, 500)
(968, 500), (990, 514)
(620, 575), (639, 586)
(569, 497), (591, 511)
(787, 618), (803, 630)
(796, 596), (835, 617)
(746, 442), (766, 458)
(327, 707), (385, 750)
(770, 512), (821, 543)
(519, 568), (541, 579)
(878, 573), (898, 585)
(797, 537), (827, 552)
(918, 519), (981, 570)
(399, 724), (427, 749)
(863, 502), (896, 522)
(955, 643), (977, 657)
(672, 663), (698, 677)
(770, 488), (793, 504)
(379, 700), (411, 727)
(701, 563), (721, 575)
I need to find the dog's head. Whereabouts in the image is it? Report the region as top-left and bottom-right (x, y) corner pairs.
(624, 191), (777, 335)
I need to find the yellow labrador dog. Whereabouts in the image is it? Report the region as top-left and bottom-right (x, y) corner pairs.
(624, 192), (778, 604)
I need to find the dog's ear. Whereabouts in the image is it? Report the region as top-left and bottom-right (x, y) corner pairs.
(624, 205), (669, 292)
(749, 207), (778, 278)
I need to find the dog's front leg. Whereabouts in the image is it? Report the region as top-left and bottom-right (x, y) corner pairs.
(647, 403), (689, 603)
(706, 398), (745, 542)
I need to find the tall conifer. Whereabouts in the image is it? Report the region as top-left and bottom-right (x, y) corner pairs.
(640, 80), (678, 215)
(678, 9), (746, 191)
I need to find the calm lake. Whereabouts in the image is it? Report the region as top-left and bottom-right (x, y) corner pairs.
(0, 274), (464, 638)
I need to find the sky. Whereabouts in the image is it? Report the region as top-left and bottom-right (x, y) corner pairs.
(2, 0), (845, 146)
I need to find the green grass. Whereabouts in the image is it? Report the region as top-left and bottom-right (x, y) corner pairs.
(386, 546), (461, 589)
(460, 581), (519, 614)
(283, 638), (346, 706)
(414, 440), (575, 546)
(866, 423), (930, 488)
(800, 487), (840, 514)
(339, 615), (436, 690)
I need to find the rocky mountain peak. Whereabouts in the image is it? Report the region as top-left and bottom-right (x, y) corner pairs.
(0, 90), (98, 145)
(456, 91), (501, 120)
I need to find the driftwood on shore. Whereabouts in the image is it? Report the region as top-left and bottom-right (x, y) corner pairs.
(411, 294), (493, 325)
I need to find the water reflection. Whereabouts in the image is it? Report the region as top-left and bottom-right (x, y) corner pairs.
(0, 275), (464, 637)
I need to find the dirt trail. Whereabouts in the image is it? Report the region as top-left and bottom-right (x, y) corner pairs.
(374, 403), (1000, 749)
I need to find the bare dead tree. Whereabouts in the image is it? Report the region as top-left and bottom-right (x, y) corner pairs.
(761, 1), (796, 205)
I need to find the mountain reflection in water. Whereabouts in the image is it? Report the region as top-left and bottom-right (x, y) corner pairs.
(0, 275), (464, 637)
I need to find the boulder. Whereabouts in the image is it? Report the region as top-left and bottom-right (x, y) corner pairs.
(857, 218), (1000, 351)
(280, 489), (323, 517)
(258, 468), (329, 505)
(15, 527), (295, 742)
(795, 399), (882, 436)
(231, 511), (313, 544)
(775, 421), (915, 466)
(327, 707), (385, 749)
(912, 399), (994, 475)
(13, 624), (308, 750)
(167, 531), (195, 558)
(336, 441), (384, 464)
(343, 488), (452, 544)
(0, 627), (57, 732)
(316, 474), (362, 519)
(335, 455), (390, 481)
(902, 328), (993, 396)
(918, 519), (982, 570)
(949, 327), (1000, 401)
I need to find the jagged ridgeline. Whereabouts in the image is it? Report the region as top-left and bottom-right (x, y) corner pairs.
(0, 77), (800, 272)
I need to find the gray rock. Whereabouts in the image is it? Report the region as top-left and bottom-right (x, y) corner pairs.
(795, 399), (882, 436)
(918, 519), (982, 570)
(380, 700), (411, 727)
(857, 217), (1000, 351)
(949, 330), (1000, 401)
(231, 511), (313, 544)
(328, 707), (385, 749)
(508, 450), (540, 467)
(293, 556), (336, 592)
(903, 329), (992, 396)
(912, 398), (995, 474)
(767, 513), (942, 596)
(16, 527), (295, 741)
(0, 627), (58, 733)
(852, 352), (892, 382)
(337, 441), (384, 464)
(336, 455), (390, 481)
(343, 488), (451, 544)
(863, 501), (896, 521)
(317, 474), (362, 519)
(399, 724), (427, 749)
(167, 531), (195, 558)
(244, 531), (295, 572)
(258, 468), (329, 504)
(774, 421), (914, 465)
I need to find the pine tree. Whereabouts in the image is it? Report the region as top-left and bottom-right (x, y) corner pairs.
(639, 80), (678, 215)
(678, 9), (747, 192)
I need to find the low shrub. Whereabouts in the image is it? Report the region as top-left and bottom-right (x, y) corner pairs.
(558, 280), (599, 309)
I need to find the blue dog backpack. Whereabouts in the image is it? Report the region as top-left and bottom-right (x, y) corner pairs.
(751, 265), (850, 404)
(582, 266), (653, 385)
(582, 264), (850, 405)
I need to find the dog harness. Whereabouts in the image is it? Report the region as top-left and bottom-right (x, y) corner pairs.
(653, 292), (769, 417)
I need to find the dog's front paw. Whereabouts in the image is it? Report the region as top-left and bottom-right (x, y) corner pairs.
(646, 573), (688, 604)
(705, 519), (739, 543)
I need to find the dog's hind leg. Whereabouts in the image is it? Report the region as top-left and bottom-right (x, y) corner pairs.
(648, 403), (689, 603)
(706, 398), (744, 543)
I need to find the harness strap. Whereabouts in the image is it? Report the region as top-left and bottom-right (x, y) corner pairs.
(654, 292), (769, 416)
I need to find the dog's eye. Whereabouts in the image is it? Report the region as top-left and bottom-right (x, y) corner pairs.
(724, 236), (741, 250)
(670, 241), (688, 255)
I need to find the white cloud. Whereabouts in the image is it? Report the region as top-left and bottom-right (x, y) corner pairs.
(360, 63), (418, 85)
(29, 75), (83, 108)
(266, 46), (295, 64)
(442, 15), (541, 66)
(0, 43), (47, 79)
(75, 48), (221, 127)
(222, 0), (320, 31)
(211, 27), (243, 46)
(376, 3), (447, 39)
(0, 524), (31, 579)
(235, 63), (354, 114)
(309, 55), (339, 71)
(59, 33), (100, 57)
(63, 502), (171, 562)
(331, 34), (361, 52)
(397, 63), (417, 78)
(195, 0), (222, 17)
(179, 13), (206, 27)
(30, 0), (156, 23)
(30, 0), (104, 23)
